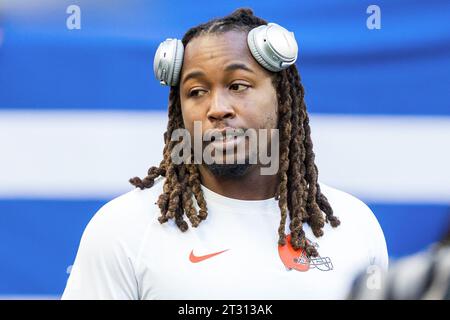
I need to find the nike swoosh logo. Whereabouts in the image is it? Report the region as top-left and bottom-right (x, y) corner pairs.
(189, 249), (229, 263)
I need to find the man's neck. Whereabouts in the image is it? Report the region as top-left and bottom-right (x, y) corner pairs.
(198, 164), (279, 200)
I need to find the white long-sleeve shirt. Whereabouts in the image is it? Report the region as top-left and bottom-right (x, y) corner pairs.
(62, 177), (388, 299)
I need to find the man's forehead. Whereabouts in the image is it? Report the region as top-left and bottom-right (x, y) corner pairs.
(182, 31), (254, 68)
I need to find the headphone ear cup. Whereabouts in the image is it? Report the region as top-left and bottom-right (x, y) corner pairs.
(247, 27), (276, 72)
(153, 38), (184, 86)
(170, 40), (184, 86)
(247, 23), (298, 72)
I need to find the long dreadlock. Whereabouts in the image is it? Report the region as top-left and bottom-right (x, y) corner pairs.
(129, 8), (340, 257)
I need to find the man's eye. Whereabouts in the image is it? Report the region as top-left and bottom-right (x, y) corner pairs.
(189, 89), (207, 97)
(229, 83), (249, 92)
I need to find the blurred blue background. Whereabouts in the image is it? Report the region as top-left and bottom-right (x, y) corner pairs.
(0, 0), (449, 298)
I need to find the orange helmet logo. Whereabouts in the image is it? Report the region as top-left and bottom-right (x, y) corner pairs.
(278, 234), (334, 272)
(278, 234), (311, 271)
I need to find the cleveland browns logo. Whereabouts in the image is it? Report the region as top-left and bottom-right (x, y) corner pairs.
(278, 234), (333, 272)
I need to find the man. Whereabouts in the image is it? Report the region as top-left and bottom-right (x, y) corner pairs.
(62, 8), (388, 299)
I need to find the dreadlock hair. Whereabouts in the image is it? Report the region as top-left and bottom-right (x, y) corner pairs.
(129, 8), (340, 256)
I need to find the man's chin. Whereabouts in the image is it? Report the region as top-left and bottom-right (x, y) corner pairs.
(204, 163), (252, 177)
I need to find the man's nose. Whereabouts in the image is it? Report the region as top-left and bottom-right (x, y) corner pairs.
(207, 90), (235, 122)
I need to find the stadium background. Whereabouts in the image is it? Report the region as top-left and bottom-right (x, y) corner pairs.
(0, 0), (449, 298)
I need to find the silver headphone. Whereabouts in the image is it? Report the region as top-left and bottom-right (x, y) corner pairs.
(154, 23), (298, 86)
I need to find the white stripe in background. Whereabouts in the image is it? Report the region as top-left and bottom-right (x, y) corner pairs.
(0, 110), (167, 199)
(0, 111), (449, 203)
(310, 114), (450, 204)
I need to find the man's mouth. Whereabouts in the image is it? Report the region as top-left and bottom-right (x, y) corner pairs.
(208, 127), (245, 142)
(204, 128), (247, 152)
(210, 132), (244, 142)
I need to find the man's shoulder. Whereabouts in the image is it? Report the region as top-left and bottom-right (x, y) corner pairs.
(318, 181), (377, 224)
(82, 177), (165, 242)
(100, 177), (165, 219)
(318, 181), (388, 270)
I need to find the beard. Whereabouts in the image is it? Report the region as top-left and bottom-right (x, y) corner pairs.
(204, 163), (252, 177)
(202, 132), (253, 177)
